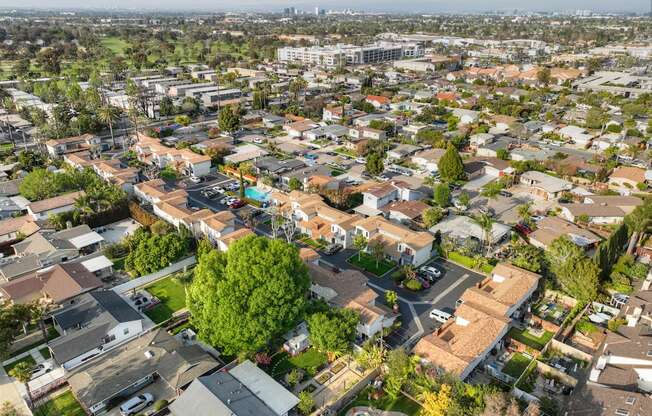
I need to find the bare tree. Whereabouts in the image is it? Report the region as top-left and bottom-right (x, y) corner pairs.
(282, 212), (297, 244)
(269, 206), (285, 239)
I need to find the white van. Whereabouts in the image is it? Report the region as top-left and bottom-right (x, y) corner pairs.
(429, 309), (452, 323)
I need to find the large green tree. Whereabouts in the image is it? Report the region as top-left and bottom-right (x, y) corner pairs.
(438, 143), (464, 182)
(307, 308), (358, 358)
(188, 235), (310, 355)
(546, 236), (599, 302)
(124, 229), (189, 277)
(365, 152), (384, 176)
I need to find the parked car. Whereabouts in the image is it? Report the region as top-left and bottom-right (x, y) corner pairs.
(229, 199), (246, 209)
(323, 243), (343, 255)
(452, 199), (467, 210)
(429, 309), (452, 323)
(30, 360), (54, 379)
(377, 174), (390, 182)
(499, 190), (513, 198)
(220, 196), (236, 205)
(189, 175), (202, 184)
(253, 137), (265, 144)
(213, 186), (225, 194)
(355, 157), (366, 164)
(119, 393), (154, 416)
(419, 265), (442, 281)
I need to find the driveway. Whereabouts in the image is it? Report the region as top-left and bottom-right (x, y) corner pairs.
(463, 174), (496, 191)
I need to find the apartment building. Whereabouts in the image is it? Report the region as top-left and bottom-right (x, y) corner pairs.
(135, 133), (211, 178)
(353, 216), (434, 266)
(277, 42), (423, 66)
(64, 151), (139, 194)
(414, 263), (540, 380)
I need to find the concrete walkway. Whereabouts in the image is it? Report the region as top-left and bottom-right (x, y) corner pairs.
(112, 256), (196, 294)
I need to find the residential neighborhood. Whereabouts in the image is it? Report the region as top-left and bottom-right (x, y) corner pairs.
(0, 5), (651, 416)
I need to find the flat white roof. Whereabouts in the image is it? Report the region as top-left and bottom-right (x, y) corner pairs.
(68, 232), (104, 249)
(80, 255), (113, 272)
(231, 360), (299, 416)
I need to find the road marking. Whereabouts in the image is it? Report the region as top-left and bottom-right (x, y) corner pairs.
(429, 273), (469, 305)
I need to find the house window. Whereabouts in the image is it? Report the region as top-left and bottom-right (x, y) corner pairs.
(103, 334), (116, 344)
(123, 328), (130, 335)
(647, 350), (652, 357)
(625, 397), (636, 405)
(615, 409), (630, 416)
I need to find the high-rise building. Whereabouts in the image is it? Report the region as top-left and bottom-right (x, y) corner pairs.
(315, 6), (320, 15)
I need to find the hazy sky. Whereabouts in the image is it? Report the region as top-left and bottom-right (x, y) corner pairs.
(0, 0), (648, 13)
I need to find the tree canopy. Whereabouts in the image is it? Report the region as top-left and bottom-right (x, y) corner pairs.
(188, 235), (310, 355)
(438, 143), (465, 182)
(307, 308), (358, 357)
(546, 236), (599, 302)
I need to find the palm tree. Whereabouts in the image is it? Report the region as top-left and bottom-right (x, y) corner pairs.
(74, 194), (95, 216)
(98, 105), (120, 149)
(473, 213), (495, 256)
(625, 200), (652, 255)
(517, 202), (533, 226)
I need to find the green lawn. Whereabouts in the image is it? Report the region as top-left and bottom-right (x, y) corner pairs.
(33, 391), (86, 416)
(39, 346), (51, 359)
(502, 353), (532, 379)
(111, 256), (126, 271)
(508, 327), (554, 351)
(269, 349), (328, 378)
(101, 36), (130, 55)
(298, 235), (326, 250)
(334, 147), (356, 158)
(4, 354), (36, 374)
(348, 252), (396, 276)
(144, 276), (187, 324)
(338, 387), (421, 416)
(447, 251), (495, 273)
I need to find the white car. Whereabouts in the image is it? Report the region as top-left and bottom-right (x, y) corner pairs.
(253, 137), (265, 144)
(419, 266), (442, 280)
(189, 176), (201, 184)
(355, 157), (366, 164)
(30, 360), (54, 380)
(119, 393), (154, 416)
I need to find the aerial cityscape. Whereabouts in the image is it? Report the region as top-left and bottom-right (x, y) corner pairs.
(0, 3), (650, 416)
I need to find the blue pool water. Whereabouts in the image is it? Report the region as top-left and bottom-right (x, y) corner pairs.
(245, 186), (270, 202)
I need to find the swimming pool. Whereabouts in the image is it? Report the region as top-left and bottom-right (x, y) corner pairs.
(244, 186), (270, 202)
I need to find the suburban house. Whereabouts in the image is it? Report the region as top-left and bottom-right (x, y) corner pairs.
(384, 200), (430, 223)
(582, 195), (643, 214)
(306, 260), (397, 340)
(358, 181), (421, 216)
(45, 133), (101, 157)
(429, 215), (511, 247)
(559, 203), (627, 224)
(0, 262), (103, 306)
(283, 119), (319, 138)
(459, 263), (541, 319)
(68, 328), (218, 415)
(135, 134), (211, 177)
(366, 95), (391, 110)
(558, 125), (594, 148)
(519, 171), (573, 200)
(322, 105), (365, 123)
(413, 303), (509, 380)
(452, 108), (480, 125)
(354, 216), (434, 266)
(223, 144), (269, 164)
(169, 360), (298, 416)
(12, 232), (81, 267)
(0, 215), (40, 245)
(27, 191), (84, 221)
(411, 148), (446, 173)
(48, 290), (144, 370)
(304, 124), (349, 141)
(529, 216), (600, 250)
(387, 144), (421, 161)
(608, 166), (648, 190)
(0, 254), (43, 282)
(349, 126), (386, 141)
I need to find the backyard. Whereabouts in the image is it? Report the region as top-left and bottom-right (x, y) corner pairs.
(33, 391), (86, 416)
(502, 352), (532, 379)
(143, 276), (187, 324)
(446, 251), (495, 274)
(268, 348), (328, 379)
(507, 327), (554, 351)
(338, 387), (421, 416)
(347, 252), (396, 276)
(298, 235), (326, 250)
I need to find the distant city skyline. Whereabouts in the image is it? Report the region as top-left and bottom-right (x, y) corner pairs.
(0, 0), (648, 13)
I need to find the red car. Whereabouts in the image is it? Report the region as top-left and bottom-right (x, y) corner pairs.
(515, 223), (532, 235)
(229, 199), (246, 209)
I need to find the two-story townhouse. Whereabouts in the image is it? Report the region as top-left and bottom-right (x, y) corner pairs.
(322, 104), (366, 123)
(294, 200), (361, 249)
(353, 216), (434, 266)
(135, 134), (211, 177)
(45, 134), (101, 157)
(359, 181), (421, 216)
(133, 178), (176, 205)
(349, 126), (386, 141)
(48, 290), (144, 370)
(199, 211), (236, 245)
(306, 258), (397, 340)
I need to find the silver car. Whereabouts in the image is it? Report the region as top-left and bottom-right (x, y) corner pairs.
(119, 393), (154, 416)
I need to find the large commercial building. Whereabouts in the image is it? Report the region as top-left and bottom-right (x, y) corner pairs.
(277, 42), (423, 66)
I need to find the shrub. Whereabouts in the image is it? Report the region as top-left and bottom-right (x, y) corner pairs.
(608, 318), (626, 332)
(404, 278), (422, 291)
(153, 400), (168, 411)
